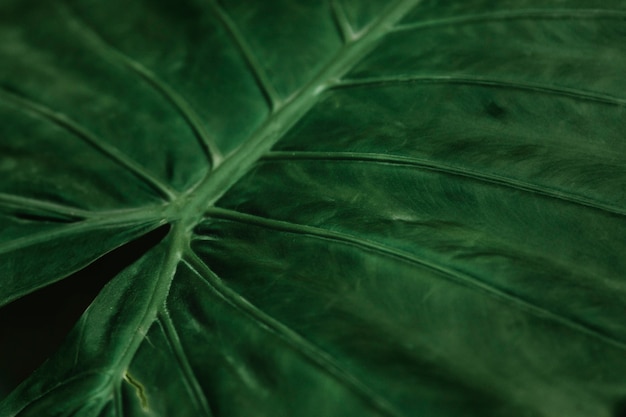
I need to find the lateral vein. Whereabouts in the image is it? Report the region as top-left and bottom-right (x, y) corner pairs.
(158, 312), (215, 417)
(57, 2), (223, 168)
(332, 76), (626, 106)
(393, 8), (626, 32)
(330, 0), (355, 43)
(208, 0), (281, 111)
(263, 151), (626, 217)
(202, 207), (626, 354)
(183, 252), (404, 417)
(0, 87), (178, 200)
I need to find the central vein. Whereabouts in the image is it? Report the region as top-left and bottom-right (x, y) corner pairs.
(176, 0), (422, 230)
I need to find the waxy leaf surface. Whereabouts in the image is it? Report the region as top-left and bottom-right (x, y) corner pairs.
(1, 0), (626, 416)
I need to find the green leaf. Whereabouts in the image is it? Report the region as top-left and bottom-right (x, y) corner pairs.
(1, 0), (626, 415)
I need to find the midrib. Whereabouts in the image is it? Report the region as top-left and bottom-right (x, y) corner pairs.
(178, 0), (422, 229)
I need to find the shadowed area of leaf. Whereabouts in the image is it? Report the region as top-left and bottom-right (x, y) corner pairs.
(0, 224), (170, 399)
(615, 398), (626, 417)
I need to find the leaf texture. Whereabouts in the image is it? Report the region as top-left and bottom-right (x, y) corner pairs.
(1, 0), (626, 416)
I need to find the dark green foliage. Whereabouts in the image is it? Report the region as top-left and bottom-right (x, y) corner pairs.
(1, 1), (625, 415)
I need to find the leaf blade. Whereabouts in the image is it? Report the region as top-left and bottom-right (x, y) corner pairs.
(2, 0), (626, 415)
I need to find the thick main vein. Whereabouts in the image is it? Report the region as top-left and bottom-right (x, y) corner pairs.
(201, 207), (626, 354)
(182, 0), (424, 226)
(106, 224), (189, 401)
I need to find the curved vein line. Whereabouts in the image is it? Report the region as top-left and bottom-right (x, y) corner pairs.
(185, 0), (423, 213)
(158, 312), (214, 417)
(114, 379), (123, 417)
(73, 308), (90, 368)
(57, 3), (222, 168)
(202, 207), (626, 353)
(92, 397), (111, 417)
(38, 226), (186, 416)
(208, 0), (281, 110)
(0, 88), (177, 200)
(111, 224), (187, 381)
(0, 192), (88, 221)
(0, 370), (114, 417)
(263, 152), (626, 218)
(393, 9), (626, 32)
(0, 208), (163, 256)
(332, 76), (626, 106)
(182, 252), (403, 417)
(330, 0), (355, 43)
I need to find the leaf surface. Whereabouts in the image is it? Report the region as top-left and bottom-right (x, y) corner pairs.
(1, 0), (626, 416)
